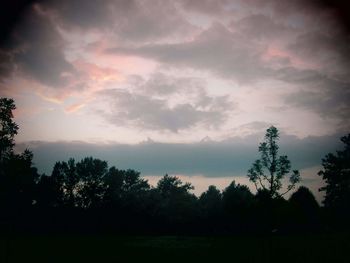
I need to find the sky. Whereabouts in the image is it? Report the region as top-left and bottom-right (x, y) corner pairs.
(1, 0), (349, 202)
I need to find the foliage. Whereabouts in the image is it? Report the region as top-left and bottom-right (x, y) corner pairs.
(2, 97), (349, 235)
(0, 98), (18, 160)
(319, 134), (350, 211)
(247, 126), (300, 198)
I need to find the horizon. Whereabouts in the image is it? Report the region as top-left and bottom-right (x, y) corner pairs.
(1, 0), (350, 204)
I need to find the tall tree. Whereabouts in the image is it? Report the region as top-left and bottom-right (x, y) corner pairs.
(0, 98), (18, 161)
(319, 134), (350, 211)
(247, 126), (300, 198)
(0, 98), (38, 216)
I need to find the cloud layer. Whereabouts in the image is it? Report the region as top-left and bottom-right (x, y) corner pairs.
(0, 0), (349, 142)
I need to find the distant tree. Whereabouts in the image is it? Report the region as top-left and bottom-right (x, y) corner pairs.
(221, 181), (254, 232)
(247, 126), (300, 198)
(50, 157), (109, 208)
(36, 174), (60, 208)
(289, 186), (320, 231)
(157, 174), (193, 198)
(289, 186), (319, 212)
(199, 185), (222, 223)
(76, 157), (108, 208)
(51, 159), (79, 207)
(156, 174), (197, 230)
(103, 167), (125, 207)
(319, 134), (350, 212)
(222, 181), (254, 210)
(199, 185), (222, 212)
(119, 169), (150, 214)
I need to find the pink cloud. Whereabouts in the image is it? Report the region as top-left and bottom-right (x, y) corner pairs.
(262, 46), (319, 69)
(64, 102), (85, 113)
(73, 60), (124, 83)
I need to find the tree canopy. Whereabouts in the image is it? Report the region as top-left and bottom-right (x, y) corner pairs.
(1, 97), (349, 235)
(247, 126), (301, 198)
(319, 134), (350, 212)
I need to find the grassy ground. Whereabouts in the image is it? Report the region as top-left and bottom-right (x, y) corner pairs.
(0, 233), (349, 262)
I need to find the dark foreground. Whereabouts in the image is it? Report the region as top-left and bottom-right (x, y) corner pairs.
(1, 233), (349, 263)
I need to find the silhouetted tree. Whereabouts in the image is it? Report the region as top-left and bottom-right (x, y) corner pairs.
(36, 174), (60, 208)
(199, 185), (222, 217)
(319, 134), (350, 219)
(199, 185), (222, 232)
(103, 167), (124, 207)
(0, 98), (18, 161)
(0, 149), (38, 210)
(247, 126), (300, 198)
(157, 174), (193, 198)
(119, 169), (150, 216)
(156, 174), (197, 232)
(222, 181), (254, 232)
(0, 98), (39, 233)
(49, 157), (110, 208)
(50, 159), (79, 207)
(289, 186), (320, 231)
(76, 157), (108, 208)
(289, 186), (319, 212)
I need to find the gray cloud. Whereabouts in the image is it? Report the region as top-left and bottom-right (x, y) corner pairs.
(178, 0), (231, 16)
(18, 132), (343, 177)
(288, 31), (350, 81)
(1, 5), (76, 88)
(0, 50), (14, 81)
(277, 66), (350, 127)
(234, 14), (295, 40)
(98, 74), (233, 132)
(285, 84), (350, 125)
(44, 0), (196, 42)
(45, 0), (115, 30)
(108, 23), (271, 82)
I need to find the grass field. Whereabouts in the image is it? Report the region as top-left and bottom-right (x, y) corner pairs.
(0, 234), (349, 262)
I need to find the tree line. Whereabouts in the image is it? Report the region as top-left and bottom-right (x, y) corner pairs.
(0, 98), (349, 235)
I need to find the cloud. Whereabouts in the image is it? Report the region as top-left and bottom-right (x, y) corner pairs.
(276, 66), (350, 129)
(97, 74), (234, 132)
(288, 31), (350, 80)
(1, 4), (76, 88)
(108, 23), (271, 82)
(18, 132), (343, 177)
(233, 14), (295, 40)
(178, 0), (231, 16)
(64, 102), (85, 113)
(284, 84), (350, 125)
(0, 50), (14, 81)
(43, 0), (196, 42)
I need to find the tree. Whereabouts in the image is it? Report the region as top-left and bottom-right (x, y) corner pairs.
(289, 186), (320, 231)
(199, 185), (222, 213)
(157, 174), (193, 198)
(247, 126), (300, 198)
(156, 174), (197, 230)
(318, 134), (350, 211)
(222, 181), (254, 210)
(199, 186), (222, 219)
(0, 98), (38, 222)
(50, 157), (109, 208)
(0, 98), (18, 161)
(289, 186), (319, 212)
(222, 181), (254, 231)
(51, 159), (79, 207)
